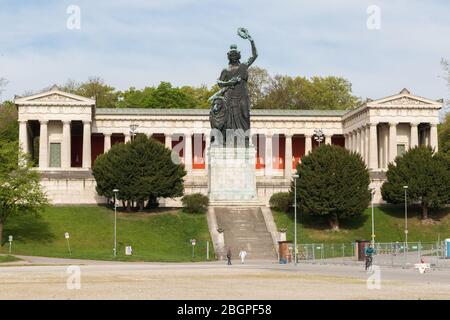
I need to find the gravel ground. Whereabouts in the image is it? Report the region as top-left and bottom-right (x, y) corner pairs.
(1, 258), (449, 300)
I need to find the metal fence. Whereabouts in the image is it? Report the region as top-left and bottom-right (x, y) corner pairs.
(287, 241), (450, 268)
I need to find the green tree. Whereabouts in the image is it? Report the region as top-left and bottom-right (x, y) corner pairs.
(439, 112), (450, 158)
(255, 74), (360, 110)
(302, 76), (360, 110)
(439, 58), (450, 157)
(0, 101), (18, 143)
(0, 140), (48, 244)
(61, 77), (119, 108)
(248, 66), (270, 108)
(117, 82), (215, 109)
(293, 144), (370, 230)
(381, 146), (450, 220)
(92, 135), (186, 211)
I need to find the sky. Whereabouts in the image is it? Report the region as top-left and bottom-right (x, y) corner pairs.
(0, 0), (449, 108)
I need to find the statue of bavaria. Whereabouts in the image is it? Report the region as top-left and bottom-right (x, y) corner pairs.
(209, 28), (258, 147)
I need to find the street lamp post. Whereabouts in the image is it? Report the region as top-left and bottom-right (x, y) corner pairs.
(370, 188), (376, 246)
(113, 188), (119, 257)
(293, 174), (299, 265)
(403, 185), (408, 255)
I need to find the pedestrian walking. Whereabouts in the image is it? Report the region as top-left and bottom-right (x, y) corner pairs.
(227, 248), (232, 265)
(239, 249), (247, 264)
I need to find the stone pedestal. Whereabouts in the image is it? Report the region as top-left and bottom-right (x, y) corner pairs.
(208, 145), (257, 201)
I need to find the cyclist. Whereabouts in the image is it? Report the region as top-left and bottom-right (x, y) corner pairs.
(364, 243), (376, 270)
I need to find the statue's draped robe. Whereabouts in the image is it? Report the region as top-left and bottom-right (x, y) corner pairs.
(219, 63), (250, 134)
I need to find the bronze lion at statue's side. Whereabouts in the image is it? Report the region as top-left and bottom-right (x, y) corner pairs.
(209, 95), (227, 145)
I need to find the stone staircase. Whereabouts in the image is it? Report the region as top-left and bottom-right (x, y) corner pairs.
(214, 207), (277, 260)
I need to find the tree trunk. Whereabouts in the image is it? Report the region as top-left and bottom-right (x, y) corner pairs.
(139, 201), (144, 212)
(127, 200), (132, 212)
(0, 221), (3, 247)
(421, 205), (429, 220)
(328, 215), (340, 231)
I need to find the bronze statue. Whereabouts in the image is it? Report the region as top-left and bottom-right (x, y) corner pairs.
(209, 28), (258, 146)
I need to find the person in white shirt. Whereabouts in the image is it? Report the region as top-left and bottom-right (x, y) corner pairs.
(239, 249), (247, 264)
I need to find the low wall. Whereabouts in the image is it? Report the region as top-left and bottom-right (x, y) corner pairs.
(40, 171), (387, 206)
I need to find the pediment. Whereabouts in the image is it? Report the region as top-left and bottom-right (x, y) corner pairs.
(379, 96), (432, 106)
(367, 89), (442, 109)
(27, 92), (87, 103)
(15, 86), (95, 106)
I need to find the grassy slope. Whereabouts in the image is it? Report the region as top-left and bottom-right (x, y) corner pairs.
(273, 205), (450, 244)
(0, 255), (20, 263)
(0, 206), (213, 262)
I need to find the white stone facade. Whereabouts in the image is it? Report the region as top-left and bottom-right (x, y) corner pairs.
(15, 86), (442, 206)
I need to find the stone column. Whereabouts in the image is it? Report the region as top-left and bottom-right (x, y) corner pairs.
(165, 133), (172, 149)
(39, 120), (49, 169)
(348, 133), (352, 151)
(18, 120), (29, 154)
(305, 134), (312, 155)
(352, 131), (358, 151)
(360, 128), (365, 160)
(388, 122), (397, 163)
(124, 133), (131, 143)
(410, 123), (419, 148)
(369, 123), (378, 170)
(344, 134), (348, 149)
(430, 123), (438, 151)
(61, 120), (71, 169)
(265, 133), (273, 176)
(364, 125), (370, 165)
(325, 135), (332, 145)
(82, 121), (92, 169)
(284, 133), (293, 178)
(356, 129), (361, 154)
(204, 132), (210, 171)
(382, 125), (389, 168)
(104, 133), (111, 153)
(184, 132), (192, 173)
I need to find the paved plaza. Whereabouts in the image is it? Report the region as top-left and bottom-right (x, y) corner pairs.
(1, 256), (449, 300)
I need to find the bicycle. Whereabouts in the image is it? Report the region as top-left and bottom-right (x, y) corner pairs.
(365, 255), (373, 271)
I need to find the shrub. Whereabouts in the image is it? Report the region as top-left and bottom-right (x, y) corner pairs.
(381, 146), (450, 220)
(181, 193), (209, 213)
(92, 134), (186, 211)
(294, 144), (370, 230)
(269, 192), (292, 212)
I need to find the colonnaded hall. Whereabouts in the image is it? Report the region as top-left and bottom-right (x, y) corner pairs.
(14, 86), (442, 206)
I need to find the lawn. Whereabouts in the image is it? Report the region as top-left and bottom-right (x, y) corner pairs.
(0, 255), (21, 263)
(0, 206), (214, 262)
(273, 205), (450, 245)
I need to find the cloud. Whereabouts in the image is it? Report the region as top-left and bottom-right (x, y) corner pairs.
(0, 0), (449, 104)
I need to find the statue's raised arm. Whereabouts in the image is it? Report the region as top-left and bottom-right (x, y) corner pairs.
(238, 28), (258, 67)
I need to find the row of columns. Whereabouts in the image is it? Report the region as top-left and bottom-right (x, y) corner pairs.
(100, 131), (327, 177)
(345, 122), (438, 170)
(345, 124), (378, 169)
(19, 120), (92, 169)
(118, 132), (329, 177)
(25, 120), (438, 174)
